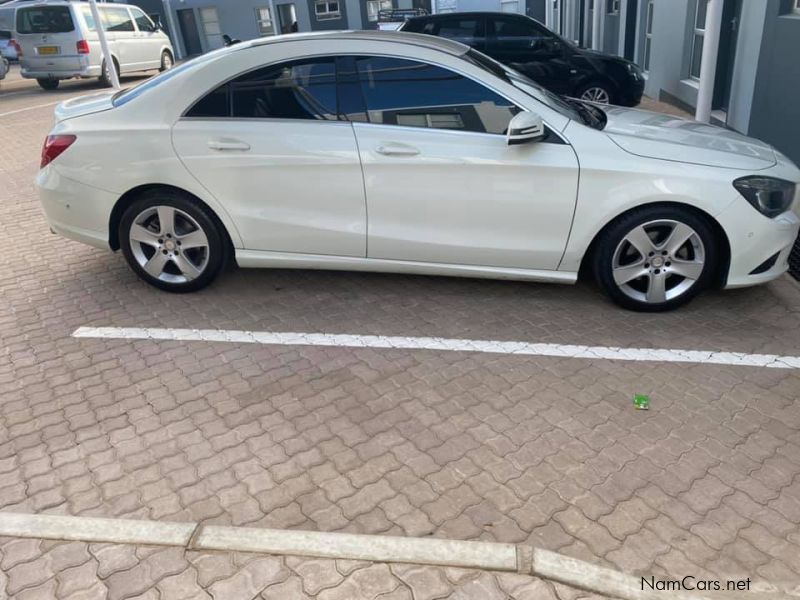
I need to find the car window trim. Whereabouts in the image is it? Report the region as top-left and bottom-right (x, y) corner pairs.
(178, 51), (568, 144)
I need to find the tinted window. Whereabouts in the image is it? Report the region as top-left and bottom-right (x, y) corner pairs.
(102, 7), (135, 33)
(492, 17), (548, 40)
(354, 56), (519, 135)
(435, 18), (482, 45)
(16, 7), (75, 34)
(186, 58), (338, 120)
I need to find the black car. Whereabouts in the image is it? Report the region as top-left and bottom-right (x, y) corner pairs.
(400, 12), (645, 107)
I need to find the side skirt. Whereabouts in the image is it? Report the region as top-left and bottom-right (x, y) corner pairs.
(235, 250), (578, 285)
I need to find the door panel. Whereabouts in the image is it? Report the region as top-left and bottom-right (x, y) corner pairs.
(354, 124), (579, 270)
(173, 120), (366, 256)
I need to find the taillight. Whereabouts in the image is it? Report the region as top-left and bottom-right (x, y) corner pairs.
(41, 135), (77, 169)
(76, 40), (90, 54)
(10, 39), (22, 57)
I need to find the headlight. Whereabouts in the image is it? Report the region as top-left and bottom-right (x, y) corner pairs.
(733, 176), (796, 218)
(625, 63), (642, 78)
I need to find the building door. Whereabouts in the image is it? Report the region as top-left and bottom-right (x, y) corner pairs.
(198, 7), (223, 50)
(176, 9), (202, 56)
(623, 0), (638, 60)
(276, 3), (298, 33)
(713, 0), (742, 112)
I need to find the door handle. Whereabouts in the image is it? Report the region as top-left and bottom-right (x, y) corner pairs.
(375, 143), (420, 156)
(208, 139), (251, 151)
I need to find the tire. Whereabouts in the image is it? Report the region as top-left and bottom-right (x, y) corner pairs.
(37, 78), (60, 90)
(160, 50), (173, 72)
(99, 58), (119, 88)
(592, 205), (719, 312)
(119, 189), (227, 293)
(576, 81), (615, 105)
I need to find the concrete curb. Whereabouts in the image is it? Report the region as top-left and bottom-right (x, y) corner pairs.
(0, 512), (793, 600)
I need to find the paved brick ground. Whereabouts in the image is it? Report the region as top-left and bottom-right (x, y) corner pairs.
(0, 537), (612, 600)
(2, 83), (800, 598)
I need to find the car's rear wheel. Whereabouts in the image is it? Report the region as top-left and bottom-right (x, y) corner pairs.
(99, 58), (119, 87)
(577, 81), (614, 105)
(593, 206), (719, 311)
(160, 50), (173, 72)
(120, 190), (226, 293)
(37, 78), (60, 90)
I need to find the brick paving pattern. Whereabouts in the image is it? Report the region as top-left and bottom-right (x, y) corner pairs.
(0, 538), (612, 599)
(2, 83), (800, 598)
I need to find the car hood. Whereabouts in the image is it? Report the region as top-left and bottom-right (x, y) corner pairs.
(602, 105), (776, 170)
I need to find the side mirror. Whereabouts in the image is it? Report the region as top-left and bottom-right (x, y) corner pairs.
(507, 112), (546, 145)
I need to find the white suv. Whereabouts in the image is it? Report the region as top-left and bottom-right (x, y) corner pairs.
(12, 0), (173, 90)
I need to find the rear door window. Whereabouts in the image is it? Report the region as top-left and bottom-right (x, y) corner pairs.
(16, 7), (75, 34)
(433, 17), (484, 46)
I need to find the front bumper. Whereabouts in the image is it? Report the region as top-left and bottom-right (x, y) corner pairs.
(617, 77), (646, 107)
(717, 199), (800, 289)
(37, 167), (115, 251)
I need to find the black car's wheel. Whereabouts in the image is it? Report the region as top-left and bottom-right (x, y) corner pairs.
(120, 190), (227, 293)
(592, 206), (719, 312)
(577, 81), (615, 105)
(37, 78), (60, 90)
(99, 58), (119, 87)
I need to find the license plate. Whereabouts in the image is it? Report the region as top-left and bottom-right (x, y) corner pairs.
(38, 46), (60, 56)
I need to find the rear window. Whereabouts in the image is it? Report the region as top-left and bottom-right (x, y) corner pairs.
(17, 6), (75, 34)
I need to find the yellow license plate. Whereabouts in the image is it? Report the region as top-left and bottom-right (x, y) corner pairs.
(38, 46), (60, 56)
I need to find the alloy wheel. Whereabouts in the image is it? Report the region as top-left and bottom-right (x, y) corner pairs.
(580, 87), (611, 104)
(162, 53), (173, 70)
(129, 205), (210, 284)
(611, 219), (706, 305)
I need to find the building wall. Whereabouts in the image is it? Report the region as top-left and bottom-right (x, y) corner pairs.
(748, 0), (800, 164)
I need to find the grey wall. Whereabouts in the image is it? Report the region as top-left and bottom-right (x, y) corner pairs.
(603, 12), (619, 53)
(526, 0), (547, 22)
(748, 0), (800, 164)
(724, 0), (766, 133)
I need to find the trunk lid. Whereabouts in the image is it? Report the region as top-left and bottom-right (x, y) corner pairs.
(55, 91), (116, 122)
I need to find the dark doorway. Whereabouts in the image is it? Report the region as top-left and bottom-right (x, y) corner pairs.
(177, 9), (202, 56)
(579, 0), (586, 45)
(713, 0), (742, 112)
(623, 0), (638, 60)
(276, 3), (298, 34)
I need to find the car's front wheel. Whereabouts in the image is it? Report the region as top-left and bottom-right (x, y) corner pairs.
(593, 206), (719, 311)
(119, 190), (227, 293)
(577, 81), (614, 105)
(160, 50), (173, 72)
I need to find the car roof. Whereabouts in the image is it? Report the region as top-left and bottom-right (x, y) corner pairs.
(244, 29), (470, 57)
(407, 11), (531, 19)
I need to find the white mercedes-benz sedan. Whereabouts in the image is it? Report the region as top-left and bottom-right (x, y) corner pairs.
(37, 31), (800, 311)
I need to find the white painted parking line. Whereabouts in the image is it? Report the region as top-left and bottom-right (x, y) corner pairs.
(0, 100), (61, 118)
(72, 326), (800, 369)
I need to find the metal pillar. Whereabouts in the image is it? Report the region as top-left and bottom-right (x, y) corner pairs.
(695, 0), (723, 123)
(88, 0), (120, 89)
(592, 0), (602, 50)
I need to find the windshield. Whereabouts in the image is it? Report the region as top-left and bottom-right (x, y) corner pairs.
(463, 48), (591, 126)
(17, 6), (75, 34)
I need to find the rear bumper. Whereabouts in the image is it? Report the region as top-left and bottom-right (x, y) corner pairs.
(37, 167), (114, 251)
(20, 56), (99, 80)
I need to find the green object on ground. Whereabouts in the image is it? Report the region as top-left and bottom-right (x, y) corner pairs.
(633, 394), (650, 410)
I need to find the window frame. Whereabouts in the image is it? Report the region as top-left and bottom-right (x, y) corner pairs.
(607, 0), (620, 15)
(255, 6), (275, 36)
(315, 1), (341, 20)
(793, 0), (800, 14)
(366, 0), (393, 22)
(180, 52), (564, 143)
(643, 0), (654, 72)
(689, 0), (706, 80)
